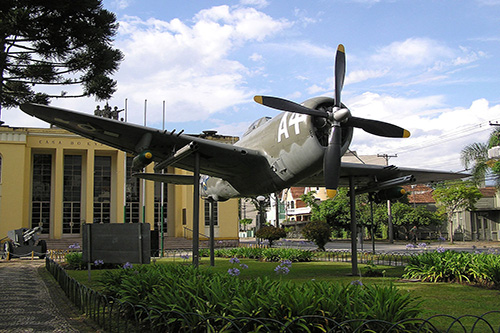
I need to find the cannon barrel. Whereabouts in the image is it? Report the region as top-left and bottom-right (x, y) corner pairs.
(23, 226), (42, 242)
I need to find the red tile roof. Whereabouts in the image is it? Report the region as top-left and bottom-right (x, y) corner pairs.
(403, 185), (496, 204)
(479, 187), (496, 197)
(403, 184), (435, 204)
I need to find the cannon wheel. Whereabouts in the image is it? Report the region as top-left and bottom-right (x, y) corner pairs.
(2, 241), (13, 260)
(38, 240), (47, 259)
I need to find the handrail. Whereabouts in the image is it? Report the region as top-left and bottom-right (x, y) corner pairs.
(183, 226), (210, 240)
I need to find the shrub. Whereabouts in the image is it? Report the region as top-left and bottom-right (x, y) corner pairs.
(403, 250), (500, 288)
(302, 220), (331, 251)
(99, 264), (421, 331)
(255, 226), (286, 246)
(65, 252), (85, 270)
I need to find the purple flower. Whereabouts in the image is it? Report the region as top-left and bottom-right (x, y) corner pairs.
(280, 259), (292, 267)
(405, 243), (416, 249)
(68, 243), (80, 249)
(350, 280), (363, 286)
(418, 243), (428, 248)
(94, 259), (104, 266)
(436, 246), (446, 253)
(274, 264), (290, 275)
(228, 268), (241, 276)
(180, 254), (190, 260)
(229, 257), (240, 264)
(123, 262), (133, 269)
(438, 236), (446, 242)
(239, 263), (249, 269)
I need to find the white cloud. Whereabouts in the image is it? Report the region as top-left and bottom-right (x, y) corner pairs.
(347, 93), (500, 171)
(264, 41), (333, 58)
(111, 0), (131, 10)
(250, 53), (263, 61)
(307, 84), (326, 95)
(346, 69), (388, 84)
(349, 38), (486, 86)
(239, 0), (269, 9)
(108, 6), (290, 124)
(371, 38), (455, 67)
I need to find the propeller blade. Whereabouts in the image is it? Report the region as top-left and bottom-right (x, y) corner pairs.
(334, 44), (346, 107)
(345, 117), (411, 138)
(254, 95), (327, 118)
(324, 125), (342, 198)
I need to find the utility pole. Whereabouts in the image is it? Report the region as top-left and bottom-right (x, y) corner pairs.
(377, 153), (397, 243)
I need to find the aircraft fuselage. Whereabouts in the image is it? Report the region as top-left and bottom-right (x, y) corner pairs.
(201, 97), (353, 200)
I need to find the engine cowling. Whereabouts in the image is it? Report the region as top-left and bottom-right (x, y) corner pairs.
(132, 150), (153, 171)
(373, 187), (406, 203)
(302, 96), (353, 154)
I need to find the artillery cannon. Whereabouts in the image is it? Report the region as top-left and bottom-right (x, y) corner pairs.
(1, 226), (47, 260)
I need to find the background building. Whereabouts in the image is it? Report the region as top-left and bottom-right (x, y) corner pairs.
(405, 184), (500, 241)
(0, 126), (239, 249)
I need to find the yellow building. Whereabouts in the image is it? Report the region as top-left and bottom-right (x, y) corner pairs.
(0, 126), (239, 249)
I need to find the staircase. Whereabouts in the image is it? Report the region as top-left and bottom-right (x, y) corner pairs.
(162, 237), (208, 249)
(42, 235), (209, 250)
(42, 236), (82, 250)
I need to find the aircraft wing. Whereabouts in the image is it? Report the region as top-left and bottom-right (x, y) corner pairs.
(295, 162), (469, 190)
(20, 104), (270, 191)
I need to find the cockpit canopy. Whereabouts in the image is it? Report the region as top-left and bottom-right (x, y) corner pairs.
(242, 116), (271, 137)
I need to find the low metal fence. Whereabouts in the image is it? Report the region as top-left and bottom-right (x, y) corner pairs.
(318, 250), (414, 266)
(46, 258), (500, 332)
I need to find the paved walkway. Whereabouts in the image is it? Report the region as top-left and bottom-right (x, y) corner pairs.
(0, 259), (98, 333)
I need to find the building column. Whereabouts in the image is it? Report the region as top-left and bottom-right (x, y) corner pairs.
(113, 151), (125, 224)
(82, 149), (95, 224)
(52, 148), (64, 239)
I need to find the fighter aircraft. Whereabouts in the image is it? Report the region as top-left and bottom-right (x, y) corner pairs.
(20, 45), (466, 201)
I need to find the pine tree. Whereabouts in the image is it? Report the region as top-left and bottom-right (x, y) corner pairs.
(0, 0), (124, 116)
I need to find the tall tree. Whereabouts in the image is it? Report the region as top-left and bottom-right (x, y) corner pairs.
(432, 181), (482, 243)
(461, 128), (500, 186)
(373, 201), (445, 240)
(301, 189), (381, 236)
(301, 189), (352, 234)
(0, 0), (124, 117)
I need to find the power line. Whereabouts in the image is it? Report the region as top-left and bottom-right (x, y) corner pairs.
(395, 119), (498, 155)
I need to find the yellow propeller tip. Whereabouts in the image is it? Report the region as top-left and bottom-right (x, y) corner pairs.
(254, 96), (263, 104)
(403, 129), (411, 138)
(327, 189), (338, 199)
(338, 44), (345, 53)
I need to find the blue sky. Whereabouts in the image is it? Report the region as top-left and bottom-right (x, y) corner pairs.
(8, 0), (500, 172)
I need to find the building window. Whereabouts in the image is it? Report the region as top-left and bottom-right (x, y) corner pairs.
(204, 200), (218, 226)
(63, 155), (82, 234)
(94, 156), (111, 223)
(125, 156), (140, 223)
(182, 208), (187, 225)
(32, 154), (51, 233)
(154, 180), (167, 230)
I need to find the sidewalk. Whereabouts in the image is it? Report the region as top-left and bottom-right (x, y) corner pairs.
(0, 259), (98, 333)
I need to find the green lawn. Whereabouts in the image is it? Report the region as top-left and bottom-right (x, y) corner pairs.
(67, 257), (500, 327)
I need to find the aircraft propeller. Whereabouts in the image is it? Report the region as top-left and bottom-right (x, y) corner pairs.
(254, 44), (410, 198)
